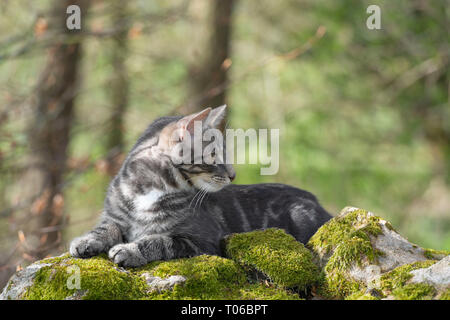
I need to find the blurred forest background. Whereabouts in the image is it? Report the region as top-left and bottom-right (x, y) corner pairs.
(0, 0), (449, 289)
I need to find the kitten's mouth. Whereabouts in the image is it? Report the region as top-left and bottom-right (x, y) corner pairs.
(192, 175), (230, 193)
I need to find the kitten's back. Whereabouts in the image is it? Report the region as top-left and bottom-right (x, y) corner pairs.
(202, 183), (332, 244)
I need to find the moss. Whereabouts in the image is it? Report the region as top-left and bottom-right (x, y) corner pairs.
(307, 208), (448, 300)
(320, 237), (379, 298)
(224, 228), (320, 290)
(423, 248), (450, 260)
(12, 213), (448, 300)
(25, 254), (148, 300)
(319, 269), (362, 298)
(307, 208), (384, 298)
(40, 253), (73, 264)
(137, 255), (299, 300)
(378, 260), (437, 300)
(346, 290), (380, 300)
(326, 237), (378, 271)
(23, 253), (300, 300)
(308, 208), (383, 258)
(379, 260), (436, 292)
(391, 283), (435, 300)
(439, 289), (450, 300)
(384, 221), (395, 232)
(337, 259), (440, 300)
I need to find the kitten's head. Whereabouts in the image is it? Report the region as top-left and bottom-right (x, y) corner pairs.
(157, 105), (235, 192)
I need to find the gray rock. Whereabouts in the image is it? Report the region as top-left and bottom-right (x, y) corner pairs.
(372, 220), (427, 272)
(141, 273), (186, 293)
(331, 207), (428, 286)
(344, 207), (427, 273)
(410, 255), (450, 289)
(308, 206), (449, 299)
(0, 262), (51, 300)
(64, 290), (88, 300)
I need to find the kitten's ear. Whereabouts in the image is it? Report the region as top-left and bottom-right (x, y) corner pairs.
(177, 107), (212, 136)
(206, 105), (227, 131)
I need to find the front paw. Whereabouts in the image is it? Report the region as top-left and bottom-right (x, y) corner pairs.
(108, 243), (147, 268)
(70, 236), (105, 258)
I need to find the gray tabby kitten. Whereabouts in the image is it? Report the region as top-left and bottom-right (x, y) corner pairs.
(70, 105), (332, 267)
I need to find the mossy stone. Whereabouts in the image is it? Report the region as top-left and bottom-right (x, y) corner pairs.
(224, 228), (321, 291)
(4, 208), (447, 300)
(21, 253), (302, 300)
(378, 260), (438, 300)
(307, 208), (384, 298)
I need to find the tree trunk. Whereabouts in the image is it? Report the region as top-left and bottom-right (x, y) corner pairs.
(184, 0), (236, 113)
(20, 0), (89, 260)
(105, 1), (130, 174)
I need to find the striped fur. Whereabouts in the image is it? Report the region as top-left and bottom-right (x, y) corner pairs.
(70, 107), (332, 267)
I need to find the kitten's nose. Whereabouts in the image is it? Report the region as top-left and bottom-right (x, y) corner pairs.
(224, 164), (236, 182)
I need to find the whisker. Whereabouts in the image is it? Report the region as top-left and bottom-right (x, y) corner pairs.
(195, 188), (207, 211)
(198, 189), (207, 210)
(189, 188), (202, 209)
(194, 189), (204, 211)
(203, 190), (210, 206)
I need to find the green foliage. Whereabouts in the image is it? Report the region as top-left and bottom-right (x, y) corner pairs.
(224, 228), (320, 290)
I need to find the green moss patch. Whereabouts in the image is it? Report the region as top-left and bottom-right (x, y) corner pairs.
(346, 290), (380, 300)
(391, 283), (435, 300)
(25, 254), (148, 300)
(439, 289), (450, 300)
(8, 210), (447, 300)
(23, 253), (300, 300)
(378, 260), (438, 300)
(423, 248), (450, 260)
(307, 208), (384, 298)
(224, 228), (320, 291)
(137, 255), (299, 300)
(308, 207), (383, 259)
